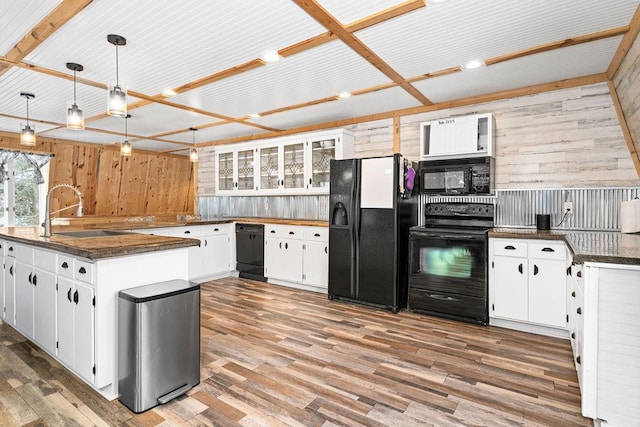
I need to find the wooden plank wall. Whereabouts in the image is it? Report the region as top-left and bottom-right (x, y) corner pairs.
(613, 27), (640, 171)
(0, 133), (194, 217)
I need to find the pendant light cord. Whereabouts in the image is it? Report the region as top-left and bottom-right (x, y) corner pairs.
(73, 70), (77, 103)
(115, 45), (119, 86)
(26, 97), (30, 126)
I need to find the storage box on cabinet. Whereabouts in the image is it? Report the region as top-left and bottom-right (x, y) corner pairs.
(489, 238), (567, 333)
(420, 113), (494, 160)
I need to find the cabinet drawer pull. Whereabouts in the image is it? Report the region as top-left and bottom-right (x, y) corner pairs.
(285, 242), (288, 250)
(78, 266), (87, 275)
(577, 307), (582, 315)
(184, 230), (191, 234)
(571, 332), (575, 339)
(8, 246), (13, 252)
(73, 290), (79, 304)
(504, 245), (516, 250)
(314, 233), (320, 237)
(541, 247), (555, 252)
(571, 291), (576, 297)
(279, 242), (282, 249)
(289, 231), (295, 235)
(576, 356), (581, 365)
(214, 228), (219, 232)
(566, 266), (571, 276)
(533, 265), (539, 276)
(61, 261), (69, 269)
(67, 288), (72, 302)
(9, 265), (13, 276)
(576, 271), (582, 278)
(518, 263), (523, 274)
(325, 246), (328, 254)
(270, 230), (276, 234)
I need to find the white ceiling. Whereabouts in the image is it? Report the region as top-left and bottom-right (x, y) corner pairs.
(0, 0), (638, 155)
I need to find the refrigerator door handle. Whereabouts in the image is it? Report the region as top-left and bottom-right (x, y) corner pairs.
(351, 159), (361, 299)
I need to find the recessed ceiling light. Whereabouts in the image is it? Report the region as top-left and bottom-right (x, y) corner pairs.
(337, 91), (352, 99)
(464, 60), (484, 70)
(162, 89), (176, 97)
(262, 50), (281, 63)
(249, 113), (261, 118)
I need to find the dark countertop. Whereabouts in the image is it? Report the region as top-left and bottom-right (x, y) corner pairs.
(0, 227), (200, 260)
(55, 217), (329, 230)
(489, 228), (640, 265)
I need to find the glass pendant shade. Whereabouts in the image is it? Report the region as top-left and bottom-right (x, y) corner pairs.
(20, 124), (36, 146)
(121, 140), (132, 156)
(190, 147), (199, 162)
(67, 102), (84, 129)
(107, 84), (127, 117)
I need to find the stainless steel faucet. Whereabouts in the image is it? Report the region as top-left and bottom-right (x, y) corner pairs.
(43, 184), (83, 237)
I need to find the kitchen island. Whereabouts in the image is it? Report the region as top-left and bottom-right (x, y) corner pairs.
(0, 226), (200, 400)
(488, 228), (640, 426)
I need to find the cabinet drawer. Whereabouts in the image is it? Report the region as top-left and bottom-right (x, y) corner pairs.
(528, 242), (565, 260)
(207, 224), (232, 235)
(34, 248), (57, 272)
(58, 254), (75, 278)
(265, 224), (304, 240)
(14, 244), (34, 264)
(493, 240), (527, 257)
(0, 239), (6, 256)
(74, 259), (95, 284)
(304, 227), (328, 241)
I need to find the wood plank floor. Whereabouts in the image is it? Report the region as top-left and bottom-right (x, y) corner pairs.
(0, 277), (590, 426)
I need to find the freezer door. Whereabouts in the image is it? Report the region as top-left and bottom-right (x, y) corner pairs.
(360, 156), (395, 209)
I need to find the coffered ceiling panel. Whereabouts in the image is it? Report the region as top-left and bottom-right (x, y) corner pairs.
(357, 0), (638, 78)
(0, 0), (60, 55)
(0, 116), (59, 135)
(413, 37), (622, 104)
(43, 127), (125, 144)
(317, 0), (405, 24)
(249, 86), (421, 132)
(25, 0), (326, 96)
(168, 123), (268, 146)
(169, 40), (391, 119)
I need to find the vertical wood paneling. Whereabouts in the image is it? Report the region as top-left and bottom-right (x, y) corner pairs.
(94, 149), (122, 216)
(73, 144), (98, 215)
(117, 153), (149, 214)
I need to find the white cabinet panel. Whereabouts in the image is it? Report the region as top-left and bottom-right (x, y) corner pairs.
(33, 268), (57, 355)
(492, 256), (528, 321)
(528, 258), (566, 328)
(303, 241), (328, 288)
(4, 259), (15, 325)
(15, 261), (34, 338)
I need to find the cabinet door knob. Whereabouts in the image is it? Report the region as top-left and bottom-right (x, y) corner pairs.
(78, 266), (87, 274)
(541, 247), (555, 252)
(566, 266), (571, 276)
(9, 265), (13, 276)
(285, 242), (288, 250)
(576, 271), (582, 278)
(28, 272), (33, 284)
(61, 261), (69, 269)
(32, 274), (37, 286)
(8, 246), (13, 252)
(73, 290), (79, 304)
(571, 332), (575, 339)
(577, 307), (582, 315)
(325, 246), (328, 254)
(576, 356), (581, 365)
(518, 263), (523, 274)
(67, 288), (72, 302)
(505, 245), (516, 250)
(572, 291), (576, 297)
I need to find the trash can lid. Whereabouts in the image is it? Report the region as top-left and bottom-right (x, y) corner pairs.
(119, 279), (199, 303)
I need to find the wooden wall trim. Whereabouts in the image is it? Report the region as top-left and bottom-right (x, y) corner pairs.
(608, 80), (640, 177)
(393, 117), (400, 154)
(608, 4), (640, 79)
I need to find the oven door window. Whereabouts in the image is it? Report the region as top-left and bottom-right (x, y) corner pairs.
(409, 233), (486, 298)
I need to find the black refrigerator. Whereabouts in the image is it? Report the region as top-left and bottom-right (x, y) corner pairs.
(328, 154), (417, 313)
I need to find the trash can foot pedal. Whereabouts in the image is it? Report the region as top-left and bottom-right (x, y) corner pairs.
(157, 383), (192, 405)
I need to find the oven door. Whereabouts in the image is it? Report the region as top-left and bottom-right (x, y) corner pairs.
(408, 230), (488, 323)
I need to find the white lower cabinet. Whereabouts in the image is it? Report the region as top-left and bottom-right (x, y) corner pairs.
(32, 266), (57, 355)
(489, 238), (567, 334)
(15, 260), (34, 338)
(57, 277), (95, 383)
(4, 258), (15, 325)
(265, 225), (328, 292)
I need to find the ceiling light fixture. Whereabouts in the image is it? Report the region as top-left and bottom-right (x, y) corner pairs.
(189, 127), (199, 162)
(162, 88), (176, 97)
(121, 114), (132, 157)
(464, 60), (484, 70)
(262, 50), (281, 63)
(107, 34), (127, 117)
(19, 92), (36, 146)
(337, 91), (352, 99)
(66, 62), (84, 130)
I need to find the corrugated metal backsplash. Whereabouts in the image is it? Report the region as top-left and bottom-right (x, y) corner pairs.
(200, 187), (640, 230)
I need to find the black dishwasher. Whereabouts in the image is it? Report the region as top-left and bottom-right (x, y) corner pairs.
(235, 223), (266, 281)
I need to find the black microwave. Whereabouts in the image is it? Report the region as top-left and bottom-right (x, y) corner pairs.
(418, 157), (492, 195)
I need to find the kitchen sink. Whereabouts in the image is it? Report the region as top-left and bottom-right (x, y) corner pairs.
(54, 230), (132, 238)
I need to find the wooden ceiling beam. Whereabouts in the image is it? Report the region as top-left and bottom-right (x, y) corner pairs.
(292, 0), (432, 106)
(280, 0), (425, 57)
(0, 0), (94, 77)
(608, 4), (640, 79)
(199, 73), (608, 147)
(486, 26), (629, 66)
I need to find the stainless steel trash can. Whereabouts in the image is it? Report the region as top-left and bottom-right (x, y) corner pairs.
(118, 279), (200, 413)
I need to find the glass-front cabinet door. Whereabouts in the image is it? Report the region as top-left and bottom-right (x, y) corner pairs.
(282, 141), (305, 191)
(307, 137), (336, 192)
(216, 151), (235, 193)
(259, 145), (280, 191)
(236, 148), (256, 191)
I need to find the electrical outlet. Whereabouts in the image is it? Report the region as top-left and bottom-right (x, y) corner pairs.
(564, 201), (573, 213)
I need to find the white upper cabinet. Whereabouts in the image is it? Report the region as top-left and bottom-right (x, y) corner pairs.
(420, 113), (494, 160)
(216, 129), (354, 196)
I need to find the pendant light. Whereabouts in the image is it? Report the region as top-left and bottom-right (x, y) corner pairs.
(19, 92), (36, 146)
(107, 34), (127, 117)
(66, 62), (84, 129)
(189, 127), (199, 162)
(121, 114), (132, 156)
